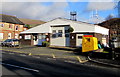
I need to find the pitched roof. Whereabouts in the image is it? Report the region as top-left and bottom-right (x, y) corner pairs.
(0, 14), (24, 25)
(19, 18), (46, 27)
(21, 18), (109, 35)
(98, 18), (120, 28)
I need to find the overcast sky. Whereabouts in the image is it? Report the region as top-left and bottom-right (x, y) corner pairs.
(1, 0), (119, 23)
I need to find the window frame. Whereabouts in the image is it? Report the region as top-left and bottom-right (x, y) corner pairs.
(15, 26), (19, 30)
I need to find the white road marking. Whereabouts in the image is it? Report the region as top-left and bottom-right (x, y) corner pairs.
(8, 53), (14, 54)
(0, 62), (39, 72)
(47, 58), (56, 60)
(64, 61), (76, 64)
(19, 54), (27, 56)
(2, 52), (6, 53)
(34, 57), (40, 58)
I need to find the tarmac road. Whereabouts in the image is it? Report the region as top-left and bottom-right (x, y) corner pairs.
(1, 51), (120, 77)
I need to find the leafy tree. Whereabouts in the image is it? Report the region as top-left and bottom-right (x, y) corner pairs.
(25, 24), (31, 29)
(68, 26), (74, 33)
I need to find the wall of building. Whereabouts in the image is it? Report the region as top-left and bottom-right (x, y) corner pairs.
(50, 25), (70, 46)
(19, 34), (33, 45)
(0, 22), (24, 41)
(50, 26), (66, 46)
(76, 34), (83, 47)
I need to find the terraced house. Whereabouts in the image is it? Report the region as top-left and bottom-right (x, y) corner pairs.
(0, 14), (25, 41)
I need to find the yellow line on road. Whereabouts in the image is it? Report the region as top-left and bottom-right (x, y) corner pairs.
(52, 53), (56, 58)
(1, 49), (28, 54)
(1, 49), (88, 63)
(76, 56), (82, 63)
(33, 54), (51, 56)
(76, 56), (88, 63)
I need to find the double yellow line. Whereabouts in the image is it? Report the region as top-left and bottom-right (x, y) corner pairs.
(1, 49), (88, 63)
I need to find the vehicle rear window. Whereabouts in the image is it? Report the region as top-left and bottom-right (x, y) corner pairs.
(4, 39), (12, 42)
(13, 39), (19, 41)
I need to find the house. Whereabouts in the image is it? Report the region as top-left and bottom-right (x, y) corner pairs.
(19, 18), (46, 28)
(98, 18), (120, 47)
(20, 18), (109, 47)
(0, 14), (25, 41)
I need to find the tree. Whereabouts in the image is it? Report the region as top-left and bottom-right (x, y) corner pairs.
(25, 24), (31, 29)
(105, 14), (114, 20)
(68, 26), (74, 33)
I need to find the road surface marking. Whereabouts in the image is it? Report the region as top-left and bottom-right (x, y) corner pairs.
(20, 54), (27, 56)
(0, 62), (39, 72)
(64, 61), (76, 64)
(8, 53), (14, 54)
(76, 56), (82, 63)
(76, 56), (88, 63)
(34, 57), (40, 58)
(52, 54), (56, 58)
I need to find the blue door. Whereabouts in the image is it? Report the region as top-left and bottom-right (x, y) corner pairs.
(37, 34), (46, 45)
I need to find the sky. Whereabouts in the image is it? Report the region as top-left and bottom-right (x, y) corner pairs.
(1, 0), (120, 23)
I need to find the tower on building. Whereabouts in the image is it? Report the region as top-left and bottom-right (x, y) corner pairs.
(70, 11), (77, 21)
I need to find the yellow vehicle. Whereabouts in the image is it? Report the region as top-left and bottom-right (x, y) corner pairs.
(82, 35), (98, 52)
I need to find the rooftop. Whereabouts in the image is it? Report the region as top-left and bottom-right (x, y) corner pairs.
(0, 14), (24, 25)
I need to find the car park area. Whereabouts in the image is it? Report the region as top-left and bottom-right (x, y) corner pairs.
(1, 46), (88, 63)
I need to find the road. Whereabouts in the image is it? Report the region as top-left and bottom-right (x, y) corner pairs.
(1, 51), (120, 77)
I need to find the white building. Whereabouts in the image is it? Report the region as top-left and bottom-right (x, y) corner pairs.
(20, 18), (109, 47)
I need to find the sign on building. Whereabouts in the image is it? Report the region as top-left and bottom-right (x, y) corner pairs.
(25, 35), (31, 39)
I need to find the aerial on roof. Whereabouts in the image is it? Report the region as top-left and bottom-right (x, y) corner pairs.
(0, 14), (24, 25)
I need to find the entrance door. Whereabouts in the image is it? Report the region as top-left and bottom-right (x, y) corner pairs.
(37, 34), (46, 45)
(65, 33), (70, 46)
(76, 34), (83, 47)
(33, 35), (38, 45)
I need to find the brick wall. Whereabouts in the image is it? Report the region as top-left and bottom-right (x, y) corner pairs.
(0, 22), (24, 41)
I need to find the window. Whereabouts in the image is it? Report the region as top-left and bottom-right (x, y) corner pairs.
(78, 36), (82, 39)
(25, 35), (31, 39)
(9, 24), (12, 28)
(58, 34), (62, 37)
(0, 24), (4, 27)
(65, 30), (69, 33)
(52, 30), (56, 33)
(0, 33), (3, 40)
(8, 33), (12, 39)
(65, 34), (69, 37)
(52, 30), (57, 38)
(15, 26), (18, 30)
(15, 33), (18, 39)
(52, 34), (56, 38)
(58, 30), (63, 37)
(58, 30), (62, 33)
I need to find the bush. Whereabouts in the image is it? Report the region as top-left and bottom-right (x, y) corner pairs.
(42, 41), (50, 47)
(68, 27), (74, 33)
